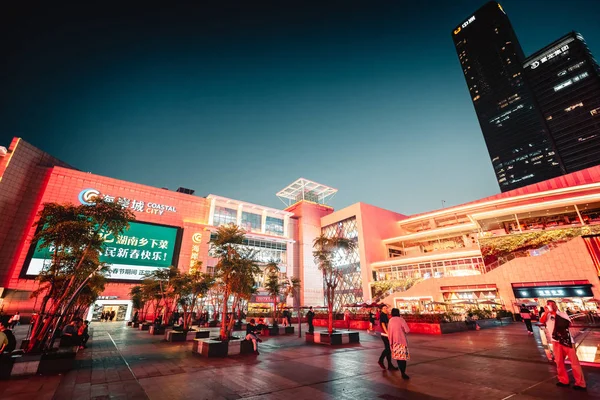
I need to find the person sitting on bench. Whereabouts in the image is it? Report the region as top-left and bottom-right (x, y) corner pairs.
(245, 319), (263, 355)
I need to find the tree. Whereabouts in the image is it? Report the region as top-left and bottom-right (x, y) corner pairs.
(264, 261), (282, 326)
(370, 278), (421, 301)
(129, 285), (145, 322)
(28, 199), (134, 352)
(211, 224), (260, 340)
(313, 234), (357, 334)
(147, 266), (180, 325)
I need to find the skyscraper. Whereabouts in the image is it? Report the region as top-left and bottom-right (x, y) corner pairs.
(452, 2), (564, 192)
(524, 32), (600, 173)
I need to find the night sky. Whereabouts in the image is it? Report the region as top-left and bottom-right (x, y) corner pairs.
(2, 1), (600, 215)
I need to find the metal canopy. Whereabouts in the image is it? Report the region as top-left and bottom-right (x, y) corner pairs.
(276, 178), (337, 207)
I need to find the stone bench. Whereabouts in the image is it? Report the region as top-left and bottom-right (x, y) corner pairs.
(165, 329), (211, 342)
(305, 331), (360, 345)
(260, 326), (295, 336)
(149, 325), (166, 335)
(193, 337), (254, 357)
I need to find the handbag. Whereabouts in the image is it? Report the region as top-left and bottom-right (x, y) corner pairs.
(391, 342), (410, 360)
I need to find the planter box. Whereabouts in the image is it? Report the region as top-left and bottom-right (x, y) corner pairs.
(312, 319), (370, 330)
(194, 330), (210, 339)
(261, 326), (295, 336)
(149, 325), (165, 335)
(0, 356), (16, 379)
(127, 321), (132, 326)
(139, 323), (150, 331)
(37, 349), (77, 375)
(9, 354), (41, 378)
(305, 331), (360, 345)
(133, 322), (140, 328)
(165, 330), (186, 342)
(193, 338), (254, 357)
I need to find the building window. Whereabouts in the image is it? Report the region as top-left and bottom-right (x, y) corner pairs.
(213, 206), (237, 227)
(265, 217), (284, 236)
(241, 211), (262, 232)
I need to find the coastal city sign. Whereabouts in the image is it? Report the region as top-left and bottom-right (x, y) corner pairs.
(25, 221), (179, 280)
(78, 188), (177, 215)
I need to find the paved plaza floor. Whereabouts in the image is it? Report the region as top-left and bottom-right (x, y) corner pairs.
(1, 321), (599, 399)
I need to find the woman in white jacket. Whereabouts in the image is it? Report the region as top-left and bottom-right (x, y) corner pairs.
(388, 308), (411, 380)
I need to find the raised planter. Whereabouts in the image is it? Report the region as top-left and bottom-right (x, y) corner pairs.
(37, 348), (78, 375)
(261, 326), (295, 336)
(312, 319), (370, 330)
(193, 338), (254, 357)
(127, 321), (132, 326)
(149, 325), (166, 335)
(132, 322), (140, 328)
(165, 329), (210, 342)
(139, 323), (151, 331)
(306, 331), (360, 345)
(408, 317), (514, 334)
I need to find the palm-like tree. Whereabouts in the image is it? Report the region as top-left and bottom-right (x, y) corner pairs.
(313, 234), (357, 334)
(211, 224), (259, 340)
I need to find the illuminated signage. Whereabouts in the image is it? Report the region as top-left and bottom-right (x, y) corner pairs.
(526, 41), (572, 70)
(78, 188), (177, 215)
(189, 233), (202, 268)
(25, 221), (179, 281)
(454, 15), (475, 35)
(513, 285), (593, 298)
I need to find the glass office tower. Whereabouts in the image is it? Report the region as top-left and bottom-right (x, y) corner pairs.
(524, 32), (600, 173)
(452, 2), (564, 192)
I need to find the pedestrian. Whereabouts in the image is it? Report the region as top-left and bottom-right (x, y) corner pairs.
(388, 308), (410, 380)
(245, 319), (263, 355)
(282, 309), (290, 327)
(539, 306), (545, 318)
(0, 319), (17, 354)
(306, 306), (315, 334)
(377, 305), (398, 371)
(519, 304), (533, 335)
(110, 310), (115, 321)
(100, 312), (105, 322)
(368, 308), (375, 330)
(9, 311), (20, 329)
(344, 309), (351, 330)
(286, 310), (292, 327)
(78, 320), (90, 349)
(540, 300), (586, 391)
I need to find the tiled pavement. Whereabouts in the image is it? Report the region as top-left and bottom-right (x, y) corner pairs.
(1, 322), (600, 399)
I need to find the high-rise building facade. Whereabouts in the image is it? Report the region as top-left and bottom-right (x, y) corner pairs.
(524, 32), (600, 173)
(452, 2), (564, 192)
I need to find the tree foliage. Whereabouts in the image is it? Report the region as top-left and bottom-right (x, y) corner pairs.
(313, 234), (356, 334)
(370, 278), (421, 301)
(211, 224), (260, 340)
(28, 199), (134, 352)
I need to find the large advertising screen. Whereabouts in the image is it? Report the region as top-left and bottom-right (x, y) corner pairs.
(25, 221), (180, 281)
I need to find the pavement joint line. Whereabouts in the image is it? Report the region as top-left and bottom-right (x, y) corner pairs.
(500, 374), (560, 400)
(106, 331), (148, 398)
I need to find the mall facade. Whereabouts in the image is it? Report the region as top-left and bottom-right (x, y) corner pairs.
(2, 137), (600, 320)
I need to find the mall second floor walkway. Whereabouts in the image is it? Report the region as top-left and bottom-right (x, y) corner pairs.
(1, 321), (599, 400)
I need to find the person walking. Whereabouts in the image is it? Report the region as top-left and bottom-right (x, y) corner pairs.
(344, 309), (351, 330)
(110, 310), (116, 321)
(388, 308), (410, 380)
(540, 300), (586, 391)
(368, 308), (375, 331)
(519, 304), (533, 335)
(282, 309), (290, 327)
(377, 305), (398, 371)
(307, 306), (315, 334)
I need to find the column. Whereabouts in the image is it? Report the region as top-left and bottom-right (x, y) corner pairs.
(261, 210), (267, 234)
(208, 198), (216, 226)
(237, 203), (243, 226)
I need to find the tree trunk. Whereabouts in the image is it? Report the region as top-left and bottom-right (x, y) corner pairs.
(220, 289), (229, 340)
(328, 286), (334, 334)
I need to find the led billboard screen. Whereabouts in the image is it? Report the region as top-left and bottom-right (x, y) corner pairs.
(25, 221), (180, 280)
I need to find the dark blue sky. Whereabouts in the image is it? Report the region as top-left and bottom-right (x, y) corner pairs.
(2, 1), (599, 214)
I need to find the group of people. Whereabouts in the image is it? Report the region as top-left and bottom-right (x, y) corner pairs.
(99, 310), (116, 322)
(374, 305), (411, 380)
(521, 301), (586, 391)
(62, 318), (90, 349)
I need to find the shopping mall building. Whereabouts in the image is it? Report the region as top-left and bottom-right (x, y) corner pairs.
(2, 137), (600, 321)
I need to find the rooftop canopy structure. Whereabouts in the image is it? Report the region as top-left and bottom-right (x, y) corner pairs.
(276, 178), (337, 207)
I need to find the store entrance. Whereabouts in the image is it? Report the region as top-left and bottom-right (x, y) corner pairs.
(88, 301), (132, 322)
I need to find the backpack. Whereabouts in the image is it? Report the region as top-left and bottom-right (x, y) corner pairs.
(4, 329), (16, 352)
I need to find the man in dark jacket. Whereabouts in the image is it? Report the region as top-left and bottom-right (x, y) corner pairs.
(519, 304), (533, 335)
(306, 307), (315, 333)
(245, 319), (263, 355)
